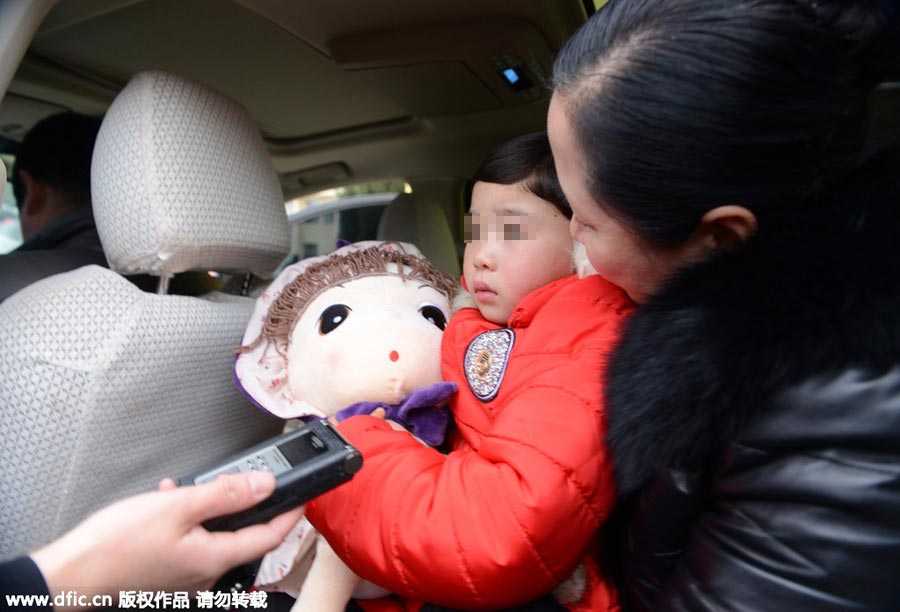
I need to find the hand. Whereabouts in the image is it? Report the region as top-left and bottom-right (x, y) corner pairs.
(369, 407), (409, 433)
(31, 471), (304, 611)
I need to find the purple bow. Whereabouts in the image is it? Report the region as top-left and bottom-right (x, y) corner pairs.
(336, 382), (457, 446)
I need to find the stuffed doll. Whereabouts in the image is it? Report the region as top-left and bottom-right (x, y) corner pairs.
(234, 240), (459, 612)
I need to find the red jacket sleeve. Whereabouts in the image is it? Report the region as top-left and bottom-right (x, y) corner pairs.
(308, 406), (611, 607)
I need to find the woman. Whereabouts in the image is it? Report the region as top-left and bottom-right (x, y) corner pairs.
(548, 0), (900, 610)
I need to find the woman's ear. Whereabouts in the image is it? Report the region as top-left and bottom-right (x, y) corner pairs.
(693, 205), (758, 254)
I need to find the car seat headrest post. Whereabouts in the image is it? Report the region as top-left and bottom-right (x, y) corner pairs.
(156, 273), (172, 295)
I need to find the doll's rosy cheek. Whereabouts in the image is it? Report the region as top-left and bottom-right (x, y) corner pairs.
(324, 349), (343, 369)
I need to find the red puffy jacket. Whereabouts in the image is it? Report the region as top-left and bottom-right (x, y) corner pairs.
(307, 274), (633, 610)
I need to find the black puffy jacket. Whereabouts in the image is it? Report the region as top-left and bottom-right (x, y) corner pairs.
(604, 149), (900, 611)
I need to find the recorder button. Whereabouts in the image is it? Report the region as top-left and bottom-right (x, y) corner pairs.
(343, 453), (363, 475)
(310, 434), (325, 450)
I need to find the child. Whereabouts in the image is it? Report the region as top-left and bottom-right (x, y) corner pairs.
(306, 132), (634, 611)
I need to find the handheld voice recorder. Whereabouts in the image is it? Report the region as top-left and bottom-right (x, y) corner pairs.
(177, 419), (362, 531)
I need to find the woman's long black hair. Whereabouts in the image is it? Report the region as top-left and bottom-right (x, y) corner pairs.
(552, 0), (900, 246)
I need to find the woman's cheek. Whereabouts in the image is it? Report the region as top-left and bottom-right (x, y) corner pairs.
(569, 217), (581, 241)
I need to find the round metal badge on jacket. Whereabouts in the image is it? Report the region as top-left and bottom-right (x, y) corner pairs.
(464, 329), (515, 401)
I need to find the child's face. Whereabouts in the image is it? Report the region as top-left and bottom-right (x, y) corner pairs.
(463, 180), (574, 324)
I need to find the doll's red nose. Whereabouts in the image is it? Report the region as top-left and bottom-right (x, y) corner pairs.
(389, 350), (400, 362)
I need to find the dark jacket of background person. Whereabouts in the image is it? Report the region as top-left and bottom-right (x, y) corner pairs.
(604, 147), (900, 611)
(1, 112), (220, 302)
(1, 113), (105, 303)
(0, 206), (106, 302)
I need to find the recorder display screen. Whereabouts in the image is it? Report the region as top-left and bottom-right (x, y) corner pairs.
(278, 431), (325, 466)
(194, 444), (294, 483)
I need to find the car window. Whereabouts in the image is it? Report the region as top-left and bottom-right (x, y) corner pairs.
(0, 154), (22, 254)
(284, 180), (410, 262)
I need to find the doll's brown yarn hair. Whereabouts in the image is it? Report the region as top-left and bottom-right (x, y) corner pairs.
(238, 243), (457, 359)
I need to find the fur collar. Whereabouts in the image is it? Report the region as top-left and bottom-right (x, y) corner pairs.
(605, 148), (900, 496)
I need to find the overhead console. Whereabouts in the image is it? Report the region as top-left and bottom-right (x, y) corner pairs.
(328, 20), (554, 117)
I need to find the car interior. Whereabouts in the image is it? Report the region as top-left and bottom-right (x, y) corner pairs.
(0, 0), (605, 563)
(0, 0), (602, 267)
(0, 0), (898, 573)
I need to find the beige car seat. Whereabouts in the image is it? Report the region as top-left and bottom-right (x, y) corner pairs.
(0, 70), (291, 558)
(376, 192), (461, 277)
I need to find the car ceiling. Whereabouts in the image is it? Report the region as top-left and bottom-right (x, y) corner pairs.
(1, 0), (590, 198)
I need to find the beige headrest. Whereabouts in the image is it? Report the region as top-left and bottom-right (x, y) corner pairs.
(91, 70), (290, 277)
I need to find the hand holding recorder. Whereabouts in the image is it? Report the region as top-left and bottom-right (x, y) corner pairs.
(176, 420), (362, 531)
(25, 421), (361, 611)
(29, 471), (304, 611)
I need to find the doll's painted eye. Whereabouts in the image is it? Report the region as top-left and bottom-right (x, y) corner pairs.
(319, 304), (351, 335)
(418, 304), (448, 331)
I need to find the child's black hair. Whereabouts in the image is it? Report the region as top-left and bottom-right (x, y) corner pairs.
(472, 131), (571, 219)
